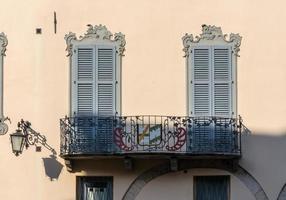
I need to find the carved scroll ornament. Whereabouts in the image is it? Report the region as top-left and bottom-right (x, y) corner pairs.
(182, 24), (242, 57)
(65, 24), (126, 56)
(0, 33), (8, 135)
(0, 33), (8, 56)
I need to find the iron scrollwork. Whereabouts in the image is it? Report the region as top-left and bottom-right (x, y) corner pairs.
(18, 119), (56, 155)
(60, 116), (242, 156)
(114, 116), (187, 152)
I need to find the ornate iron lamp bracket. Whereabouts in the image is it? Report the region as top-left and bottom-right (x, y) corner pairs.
(18, 119), (56, 155)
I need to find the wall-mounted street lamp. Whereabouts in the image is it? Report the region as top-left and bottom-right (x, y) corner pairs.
(10, 129), (25, 155)
(10, 120), (56, 156)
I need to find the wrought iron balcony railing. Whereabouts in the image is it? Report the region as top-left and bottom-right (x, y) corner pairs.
(60, 116), (242, 158)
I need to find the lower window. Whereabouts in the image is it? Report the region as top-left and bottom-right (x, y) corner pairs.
(194, 176), (230, 200)
(77, 176), (113, 200)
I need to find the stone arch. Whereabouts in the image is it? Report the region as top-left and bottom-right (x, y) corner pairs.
(122, 160), (268, 200)
(277, 184), (286, 200)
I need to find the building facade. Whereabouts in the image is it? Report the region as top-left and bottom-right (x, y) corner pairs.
(0, 0), (286, 200)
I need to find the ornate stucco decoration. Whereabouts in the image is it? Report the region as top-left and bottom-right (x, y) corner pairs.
(0, 117), (9, 135)
(0, 33), (8, 56)
(182, 24), (242, 57)
(64, 32), (76, 57)
(0, 32), (9, 135)
(65, 24), (126, 56)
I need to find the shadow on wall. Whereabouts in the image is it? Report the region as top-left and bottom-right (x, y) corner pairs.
(121, 131), (286, 200)
(42, 155), (63, 181)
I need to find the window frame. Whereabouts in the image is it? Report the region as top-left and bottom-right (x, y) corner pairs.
(65, 25), (126, 117)
(76, 176), (113, 200)
(193, 175), (230, 200)
(183, 25), (242, 118)
(0, 32), (8, 135)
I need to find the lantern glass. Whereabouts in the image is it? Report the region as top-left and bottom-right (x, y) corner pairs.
(10, 130), (26, 156)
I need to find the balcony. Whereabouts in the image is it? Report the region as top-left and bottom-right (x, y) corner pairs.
(60, 116), (241, 160)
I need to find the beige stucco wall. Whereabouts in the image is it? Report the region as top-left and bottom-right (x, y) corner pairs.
(136, 169), (255, 200)
(0, 0), (285, 199)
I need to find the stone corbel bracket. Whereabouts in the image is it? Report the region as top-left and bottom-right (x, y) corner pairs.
(64, 24), (126, 57)
(182, 24), (242, 57)
(0, 33), (9, 135)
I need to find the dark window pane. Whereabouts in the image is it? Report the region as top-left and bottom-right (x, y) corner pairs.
(194, 176), (229, 200)
(77, 177), (113, 200)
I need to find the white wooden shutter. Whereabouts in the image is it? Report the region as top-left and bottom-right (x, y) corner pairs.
(95, 46), (116, 152)
(96, 46), (116, 116)
(72, 46), (96, 116)
(212, 47), (233, 152)
(212, 47), (232, 117)
(190, 47), (213, 152)
(72, 46), (96, 152)
(191, 47), (212, 116)
(189, 46), (233, 152)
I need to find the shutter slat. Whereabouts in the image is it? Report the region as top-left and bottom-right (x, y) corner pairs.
(194, 49), (210, 81)
(214, 49), (229, 80)
(214, 83), (230, 115)
(98, 84), (113, 116)
(98, 48), (113, 81)
(78, 48), (94, 80)
(213, 47), (231, 117)
(192, 48), (211, 116)
(194, 84), (210, 114)
(77, 84), (93, 115)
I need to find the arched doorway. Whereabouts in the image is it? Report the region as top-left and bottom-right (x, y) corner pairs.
(277, 184), (286, 200)
(122, 160), (268, 200)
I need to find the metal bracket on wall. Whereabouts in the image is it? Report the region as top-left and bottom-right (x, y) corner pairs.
(17, 119), (57, 155)
(54, 11), (57, 34)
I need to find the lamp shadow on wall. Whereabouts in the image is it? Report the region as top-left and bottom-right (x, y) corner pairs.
(42, 155), (63, 181)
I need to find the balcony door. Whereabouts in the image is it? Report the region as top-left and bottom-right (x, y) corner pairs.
(72, 46), (116, 152)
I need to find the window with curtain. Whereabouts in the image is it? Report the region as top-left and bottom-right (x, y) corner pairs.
(77, 176), (113, 200)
